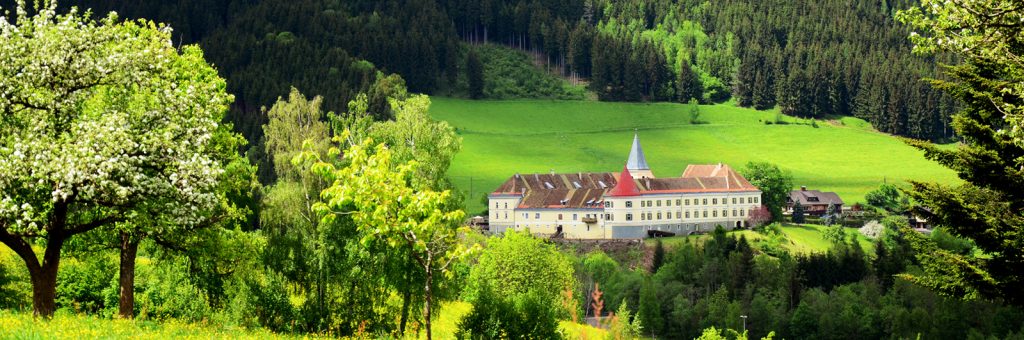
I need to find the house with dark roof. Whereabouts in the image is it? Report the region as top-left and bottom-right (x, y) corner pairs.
(488, 133), (763, 239)
(787, 186), (844, 216)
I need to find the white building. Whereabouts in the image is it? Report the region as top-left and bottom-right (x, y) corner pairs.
(488, 134), (762, 239)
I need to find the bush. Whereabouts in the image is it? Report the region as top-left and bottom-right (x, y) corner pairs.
(135, 259), (212, 322)
(55, 256), (117, 315)
(456, 283), (561, 339)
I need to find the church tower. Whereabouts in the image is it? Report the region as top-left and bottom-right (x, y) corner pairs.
(626, 132), (654, 178)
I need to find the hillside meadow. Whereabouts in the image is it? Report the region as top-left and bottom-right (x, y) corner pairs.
(429, 98), (959, 213)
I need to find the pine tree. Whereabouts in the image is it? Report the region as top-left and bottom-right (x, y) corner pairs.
(651, 239), (665, 273)
(792, 202), (806, 224)
(467, 49), (485, 99)
(677, 61), (703, 103)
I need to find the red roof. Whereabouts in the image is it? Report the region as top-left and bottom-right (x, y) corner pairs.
(608, 166), (640, 197)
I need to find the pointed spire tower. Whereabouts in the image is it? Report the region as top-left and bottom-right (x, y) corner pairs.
(626, 132), (654, 178)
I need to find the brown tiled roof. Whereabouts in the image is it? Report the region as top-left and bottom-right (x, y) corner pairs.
(788, 190), (844, 206)
(493, 164), (760, 209)
(680, 164), (757, 190)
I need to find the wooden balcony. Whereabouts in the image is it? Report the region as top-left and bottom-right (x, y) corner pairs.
(582, 217), (598, 223)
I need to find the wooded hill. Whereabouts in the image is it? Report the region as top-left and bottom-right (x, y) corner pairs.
(11, 0), (957, 149)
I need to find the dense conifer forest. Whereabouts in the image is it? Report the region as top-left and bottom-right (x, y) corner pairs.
(29, 0), (957, 148)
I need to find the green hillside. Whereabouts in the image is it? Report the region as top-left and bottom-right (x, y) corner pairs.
(429, 98), (959, 213)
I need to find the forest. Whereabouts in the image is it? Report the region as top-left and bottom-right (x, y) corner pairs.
(34, 0), (958, 156)
(2, 0), (1024, 339)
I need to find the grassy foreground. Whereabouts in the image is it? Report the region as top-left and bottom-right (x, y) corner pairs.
(429, 98), (958, 213)
(0, 310), (305, 339)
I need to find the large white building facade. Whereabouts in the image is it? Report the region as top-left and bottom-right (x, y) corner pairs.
(488, 134), (763, 239)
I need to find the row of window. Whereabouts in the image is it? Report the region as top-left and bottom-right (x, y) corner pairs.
(508, 207), (749, 222)
(612, 196), (759, 209)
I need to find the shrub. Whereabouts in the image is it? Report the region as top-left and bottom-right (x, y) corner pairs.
(456, 283), (561, 339)
(55, 256), (116, 315)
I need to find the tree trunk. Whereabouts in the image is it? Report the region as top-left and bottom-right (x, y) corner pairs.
(423, 265), (433, 340)
(399, 259), (413, 335)
(118, 232), (139, 319)
(30, 233), (65, 318)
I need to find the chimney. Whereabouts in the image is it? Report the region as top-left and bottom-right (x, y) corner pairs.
(801, 186), (807, 191)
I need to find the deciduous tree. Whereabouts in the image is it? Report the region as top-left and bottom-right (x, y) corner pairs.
(0, 1), (232, 317)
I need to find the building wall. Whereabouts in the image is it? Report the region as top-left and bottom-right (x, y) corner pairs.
(491, 191), (762, 239)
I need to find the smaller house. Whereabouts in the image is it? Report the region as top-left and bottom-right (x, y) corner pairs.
(787, 186), (843, 216)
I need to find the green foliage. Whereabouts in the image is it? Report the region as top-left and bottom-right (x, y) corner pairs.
(458, 44), (586, 100)
(466, 230), (576, 311)
(455, 283), (562, 340)
(895, 0), (1024, 306)
(930, 227), (976, 256)
(466, 50), (484, 100)
(651, 240), (665, 274)
(791, 203), (806, 224)
(741, 162), (794, 222)
(686, 98), (703, 124)
(865, 183), (905, 214)
(637, 278), (661, 335)
(605, 299), (643, 339)
(134, 259), (213, 322)
(55, 257), (116, 315)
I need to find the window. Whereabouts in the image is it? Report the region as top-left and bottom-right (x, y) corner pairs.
(626, 213), (633, 221)
(740, 197), (745, 204)
(573, 214), (578, 221)
(740, 210), (745, 216)
(657, 212), (662, 220)
(713, 198), (717, 205)
(755, 197), (759, 203)
(495, 202), (498, 209)
(523, 213), (528, 219)
(604, 201), (611, 208)
(713, 210), (718, 217)
(721, 197), (727, 204)
(647, 213), (653, 220)
(676, 199), (682, 206)
(535, 213), (540, 219)
(685, 211), (690, 218)
(666, 199), (671, 206)
(732, 209), (737, 217)
(676, 212), (681, 219)
(703, 198), (708, 205)
(504, 212), (507, 219)
(703, 211), (708, 218)
(722, 210), (727, 217)
(685, 199), (691, 206)
(732, 197), (737, 204)
(647, 200), (653, 207)
(640, 201), (645, 207)
(640, 213), (645, 221)
(558, 214), (563, 220)
(656, 200), (662, 207)
(504, 202), (508, 209)
(626, 201), (633, 208)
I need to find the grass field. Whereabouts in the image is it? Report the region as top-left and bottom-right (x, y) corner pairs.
(643, 224), (875, 256)
(429, 98), (959, 213)
(0, 310), (306, 339)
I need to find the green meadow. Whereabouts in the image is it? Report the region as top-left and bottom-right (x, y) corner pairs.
(429, 97), (959, 213)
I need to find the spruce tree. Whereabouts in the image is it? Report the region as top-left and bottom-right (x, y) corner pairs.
(467, 49), (485, 99)
(792, 202), (806, 224)
(896, 1), (1024, 305)
(677, 61), (703, 103)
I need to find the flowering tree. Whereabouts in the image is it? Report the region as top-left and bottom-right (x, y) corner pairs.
(747, 205), (772, 228)
(0, 1), (232, 317)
